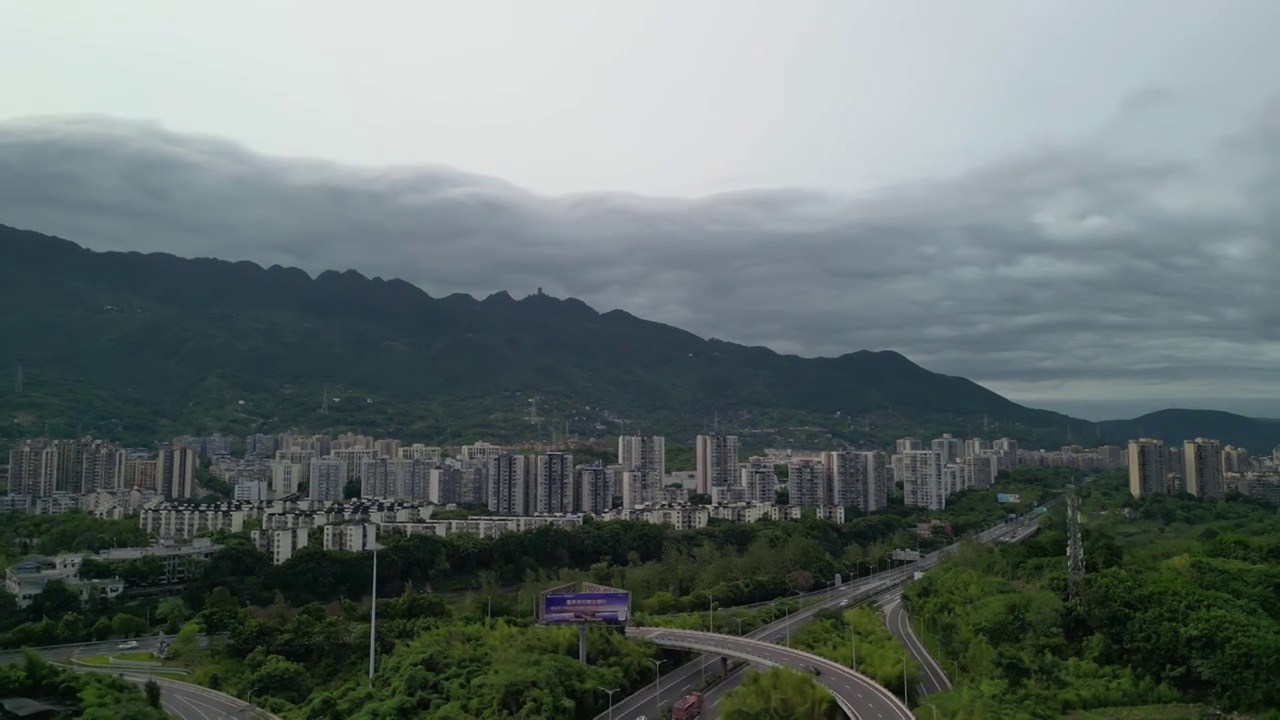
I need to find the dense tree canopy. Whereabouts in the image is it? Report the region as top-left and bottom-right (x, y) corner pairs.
(719, 667), (840, 720)
(902, 472), (1280, 718)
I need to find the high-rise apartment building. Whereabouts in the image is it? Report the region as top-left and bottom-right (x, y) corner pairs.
(993, 438), (1019, 472)
(463, 441), (504, 463)
(488, 453), (530, 515)
(534, 452), (575, 514)
(740, 458), (779, 504)
(1183, 438), (1224, 498)
(963, 454), (997, 489)
(578, 463), (610, 514)
(942, 464), (964, 496)
(1127, 439), (1167, 499)
(399, 444), (443, 463)
(695, 434), (740, 494)
(896, 437), (924, 453)
(621, 470), (661, 508)
(618, 435), (666, 479)
(359, 457), (421, 499)
(7, 441), (57, 499)
(900, 450), (946, 510)
(309, 457), (348, 502)
(123, 458), (159, 491)
(156, 444), (196, 498)
(426, 466), (459, 505)
(788, 458), (826, 507)
(963, 438), (991, 459)
(931, 434), (963, 465)
(270, 460), (303, 498)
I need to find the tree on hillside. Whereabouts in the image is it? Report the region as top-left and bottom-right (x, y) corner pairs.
(719, 667), (840, 720)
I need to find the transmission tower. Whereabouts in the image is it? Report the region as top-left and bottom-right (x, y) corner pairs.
(13, 364), (21, 393)
(321, 385), (329, 415)
(1066, 491), (1085, 599)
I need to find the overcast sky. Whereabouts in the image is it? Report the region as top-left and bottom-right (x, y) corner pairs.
(3, 1), (1280, 419)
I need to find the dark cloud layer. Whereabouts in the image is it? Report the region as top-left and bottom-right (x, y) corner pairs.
(1, 110), (1278, 401)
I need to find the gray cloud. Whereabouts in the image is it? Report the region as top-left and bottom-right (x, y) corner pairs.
(1, 107), (1279, 406)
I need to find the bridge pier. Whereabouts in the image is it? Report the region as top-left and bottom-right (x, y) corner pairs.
(578, 624), (587, 664)
(719, 656), (728, 677)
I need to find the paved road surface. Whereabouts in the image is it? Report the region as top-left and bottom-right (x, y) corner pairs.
(878, 590), (950, 697)
(598, 566), (919, 720)
(877, 512), (1048, 700)
(0, 635), (169, 665)
(1, 635), (275, 720)
(632, 627), (913, 720)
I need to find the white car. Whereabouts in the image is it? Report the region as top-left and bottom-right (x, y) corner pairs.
(118, 640), (139, 650)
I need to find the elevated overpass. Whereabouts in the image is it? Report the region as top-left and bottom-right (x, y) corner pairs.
(601, 511), (1048, 720)
(630, 627), (913, 720)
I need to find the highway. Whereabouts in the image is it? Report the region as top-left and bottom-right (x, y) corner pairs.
(598, 510), (1047, 720)
(878, 513), (1046, 699)
(878, 590), (950, 696)
(631, 627), (913, 720)
(0, 634), (169, 665)
(0, 635), (277, 720)
(596, 565), (920, 720)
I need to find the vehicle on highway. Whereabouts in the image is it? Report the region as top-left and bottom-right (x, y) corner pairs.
(796, 663), (821, 676)
(117, 640), (139, 650)
(672, 691), (702, 719)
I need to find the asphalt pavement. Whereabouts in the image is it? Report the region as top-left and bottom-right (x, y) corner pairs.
(0, 634), (276, 720)
(631, 627), (913, 720)
(601, 511), (1045, 720)
(878, 513), (1046, 699)
(597, 566), (919, 720)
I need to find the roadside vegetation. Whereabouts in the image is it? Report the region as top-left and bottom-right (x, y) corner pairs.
(903, 471), (1280, 719)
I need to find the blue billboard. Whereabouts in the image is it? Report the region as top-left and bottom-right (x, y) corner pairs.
(541, 591), (631, 624)
(997, 493), (1021, 503)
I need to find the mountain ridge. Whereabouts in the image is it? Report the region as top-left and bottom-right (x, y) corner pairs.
(2, 222), (1259, 450)
(1098, 409), (1280, 454)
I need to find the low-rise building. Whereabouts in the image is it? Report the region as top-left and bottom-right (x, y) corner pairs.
(4, 554), (124, 608)
(95, 537), (222, 585)
(251, 527), (310, 565)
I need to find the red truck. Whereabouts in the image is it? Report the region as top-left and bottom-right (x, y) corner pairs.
(672, 692), (702, 719)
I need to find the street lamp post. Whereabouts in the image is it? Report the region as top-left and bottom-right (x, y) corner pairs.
(903, 651), (910, 703)
(650, 658), (666, 716)
(598, 687), (619, 720)
(923, 701), (940, 720)
(784, 606), (791, 647)
(851, 627), (857, 670)
(734, 617), (745, 635)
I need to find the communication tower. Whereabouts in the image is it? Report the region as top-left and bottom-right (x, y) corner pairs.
(1066, 491), (1085, 599)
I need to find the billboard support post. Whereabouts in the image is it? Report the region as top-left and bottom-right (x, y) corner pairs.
(539, 583), (632, 667)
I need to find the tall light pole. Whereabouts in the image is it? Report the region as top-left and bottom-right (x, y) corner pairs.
(598, 687), (619, 720)
(851, 626), (857, 670)
(784, 606), (791, 647)
(368, 548), (378, 682)
(650, 658), (666, 716)
(734, 617), (745, 635)
(923, 701), (939, 720)
(902, 651), (910, 703)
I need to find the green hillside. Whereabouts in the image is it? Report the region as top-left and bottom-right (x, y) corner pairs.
(0, 223), (1089, 447)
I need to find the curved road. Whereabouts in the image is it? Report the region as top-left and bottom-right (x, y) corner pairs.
(601, 511), (1048, 719)
(633, 627), (913, 720)
(0, 635), (275, 720)
(878, 513), (1047, 699)
(877, 590), (950, 696)
(597, 566), (919, 720)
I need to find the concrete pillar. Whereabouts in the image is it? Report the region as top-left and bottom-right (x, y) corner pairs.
(719, 656), (729, 677)
(578, 623), (588, 664)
